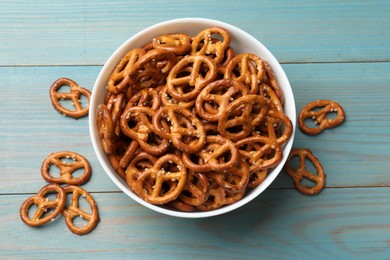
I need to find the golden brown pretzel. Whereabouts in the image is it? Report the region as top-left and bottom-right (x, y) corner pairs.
(209, 160), (250, 193)
(196, 185), (226, 211)
(223, 187), (246, 205)
(160, 85), (196, 109)
(248, 169), (268, 189)
(120, 106), (170, 156)
(106, 93), (126, 136)
(20, 184), (66, 227)
(50, 77), (91, 119)
(134, 154), (187, 204)
(109, 153), (127, 180)
(141, 42), (154, 52)
(96, 104), (117, 155)
(263, 107), (294, 145)
(169, 200), (196, 212)
(107, 48), (145, 93)
(166, 55), (217, 101)
(62, 185), (100, 235)
(203, 122), (219, 135)
(220, 47), (236, 69)
(195, 79), (248, 122)
(218, 95), (269, 141)
(153, 105), (206, 153)
(182, 135), (238, 172)
(178, 171), (209, 206)
(298, 100), (345, 135)
(236, 136), (282, 173)
(125, 85), (134, 100)
(125, 87), (161, 110)
(259, 83), (283, 113)
(41, 151), (91, 185)
(153, 33), (192, 55)
(108, 139), (140, 180)
(104, 88), (113, 105)
(129, 49), (177, 90)
(285, 148), (326, 195)
(263, 60), (285, 106)
(118, 140), (140, 169)
(224, 53), (265, 94)
(120, 106), (155, 140)
(191, 27), (231, 65)
(125, 152), (157, 193)
(196, 182), (245, 211)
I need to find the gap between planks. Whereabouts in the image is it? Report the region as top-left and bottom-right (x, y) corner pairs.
(2, 185), (389, 196)
(1, 60), (390, 68)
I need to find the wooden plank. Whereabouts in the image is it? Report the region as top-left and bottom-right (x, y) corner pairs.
(2, 187), (390, 258)
(0, 66), (119, 194)
(0, 0), (389, 65)
(1, 1), (388, 258)
(1, 62), (389, 194)
(274, 61), (390, 188)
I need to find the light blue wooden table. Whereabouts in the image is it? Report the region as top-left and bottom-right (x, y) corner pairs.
(1, 1), (390, 259)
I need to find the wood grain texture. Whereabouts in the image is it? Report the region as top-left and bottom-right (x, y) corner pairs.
(1, 0), (389, 65)
(0, 65), (119, 194)
(274, 62), (390, 188)
(1, 0), (390, 258)
(1, 62), (389, 194)
(2, 188), (390, 259)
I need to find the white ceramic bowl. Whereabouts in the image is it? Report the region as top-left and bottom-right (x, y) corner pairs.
(89, 18), (296, 218)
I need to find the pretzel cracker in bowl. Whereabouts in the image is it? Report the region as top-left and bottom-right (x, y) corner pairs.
(89, 18), (296, 218)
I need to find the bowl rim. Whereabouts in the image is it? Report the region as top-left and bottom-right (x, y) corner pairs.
(89, 17), (296, 218)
